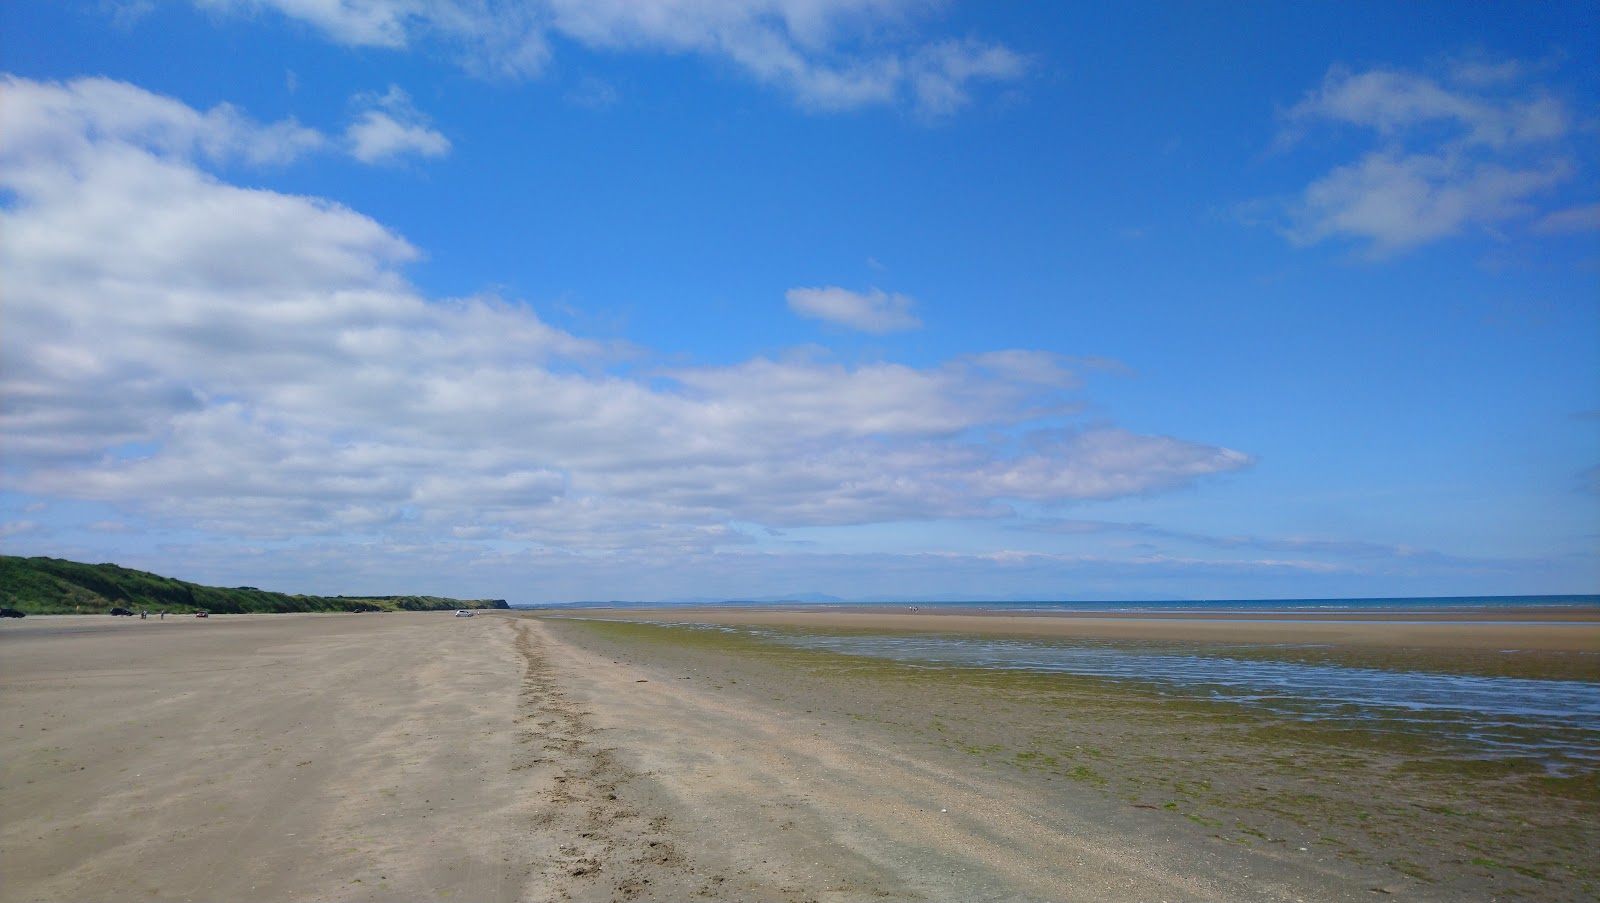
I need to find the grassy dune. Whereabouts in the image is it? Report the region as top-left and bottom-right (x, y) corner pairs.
(0, 555), (507, 615)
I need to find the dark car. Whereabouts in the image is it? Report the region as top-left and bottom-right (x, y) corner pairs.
(0, 608), (24, 618)
(110, 607), (135, 616)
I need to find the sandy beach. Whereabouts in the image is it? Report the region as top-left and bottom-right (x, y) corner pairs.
(3, 609), (1595, 902)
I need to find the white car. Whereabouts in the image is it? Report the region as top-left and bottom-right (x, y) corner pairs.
(454, 610), (475, 617)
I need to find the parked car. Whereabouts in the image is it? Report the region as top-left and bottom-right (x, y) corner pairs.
(195, 611), (209, 618)
(454, 610), (476, 617)
(0, 608), (25, 618)
(110, 607), (134, 616)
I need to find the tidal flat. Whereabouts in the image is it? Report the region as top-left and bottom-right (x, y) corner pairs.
(548, 614), (1600, 901)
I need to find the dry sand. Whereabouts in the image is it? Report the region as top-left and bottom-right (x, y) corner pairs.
(3, 608), (1594, 902)
(2, 612), (542, 902)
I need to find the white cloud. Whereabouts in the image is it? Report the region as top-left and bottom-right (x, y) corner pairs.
(1288, 150), (1569, 251)
(191, 0), (415, 47)
(0, 76), (1250, 562)
(1447, 58), (1525, 88)
(0, 75), (452, 178)
(1271, 61), (1578, 254)
(0, 73), (326, 174)
(344, 86), (451, 163)
(976, 429), (1254, 502)
(1282, 65), (1567, 150)
(786, 286), (922, 333)
(182, 1), (1024, 114)
(905, 38), (1026, 117)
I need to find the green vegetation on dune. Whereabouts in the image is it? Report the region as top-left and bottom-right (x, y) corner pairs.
(0, 555), (508, 615)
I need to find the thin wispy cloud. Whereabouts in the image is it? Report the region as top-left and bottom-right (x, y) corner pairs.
(186, 0), (1025, 114)
(1535, 202), (1600, 234)
(566, 76), (620, 110)
(1022, 518), (1439, 561)
(190, 0), (552, 75)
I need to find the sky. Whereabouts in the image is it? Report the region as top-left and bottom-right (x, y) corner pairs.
(1, 1), (1596, 604)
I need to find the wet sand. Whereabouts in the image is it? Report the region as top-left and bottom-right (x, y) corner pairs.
(3, 609), (1594, 902)
(537, 611), (1599, 901)
(553, 605), (1600, 651)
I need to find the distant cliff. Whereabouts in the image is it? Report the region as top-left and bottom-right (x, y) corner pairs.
(0, 555), (509, 614)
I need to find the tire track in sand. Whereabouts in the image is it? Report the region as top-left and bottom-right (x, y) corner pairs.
(509, 620), (734, 902)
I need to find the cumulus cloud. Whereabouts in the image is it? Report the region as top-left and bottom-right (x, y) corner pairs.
(1271, 61), (1580, 254)
(786, 286), (922, 333)
(344, 86), (451, 163)
(182, 0), (1024, 114)
(0, 76), (1250, 561)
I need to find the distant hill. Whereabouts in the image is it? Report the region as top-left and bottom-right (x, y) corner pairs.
(0, 555), (508, 615)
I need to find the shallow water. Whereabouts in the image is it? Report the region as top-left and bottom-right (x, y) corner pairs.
(734, 628), (1600, 774)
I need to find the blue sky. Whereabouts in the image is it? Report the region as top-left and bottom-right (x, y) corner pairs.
(1, 1), (1596, 603)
